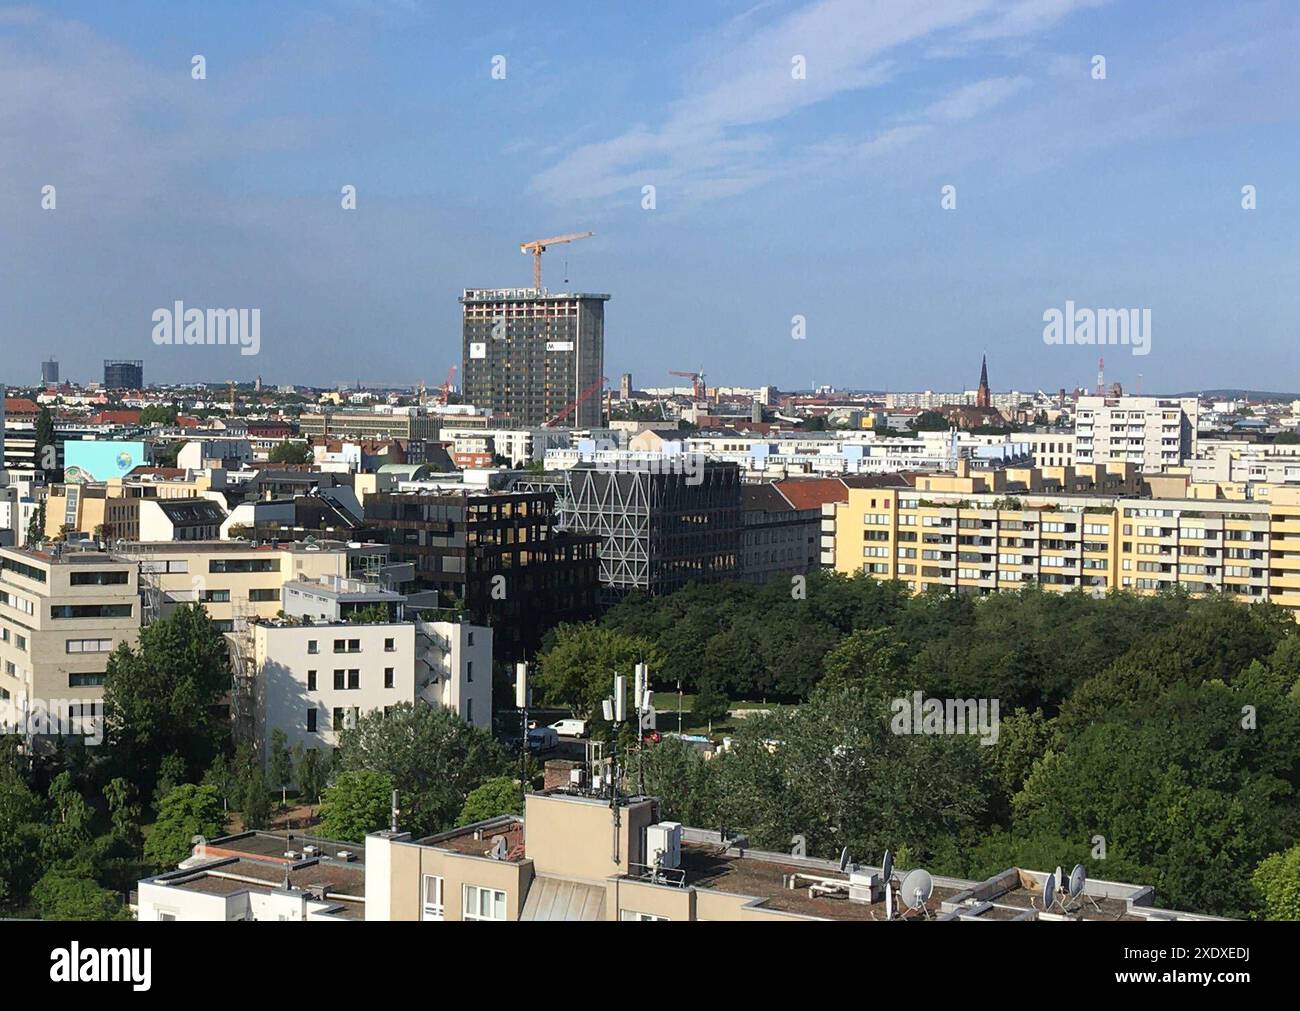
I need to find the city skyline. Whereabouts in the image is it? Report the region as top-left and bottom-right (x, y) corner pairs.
(4, 1), (1298, 392)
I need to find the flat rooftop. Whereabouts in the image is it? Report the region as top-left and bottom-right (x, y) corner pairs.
(115, 539), (379, 554)
(417, 818), (526, 863)
(147, 831), (367, 919)
(679, 842), (964, 921)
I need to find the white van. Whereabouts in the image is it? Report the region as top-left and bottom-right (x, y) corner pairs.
(549, 718), (589, 738)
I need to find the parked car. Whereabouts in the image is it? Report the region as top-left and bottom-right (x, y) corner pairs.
(549, 718), (589, 738)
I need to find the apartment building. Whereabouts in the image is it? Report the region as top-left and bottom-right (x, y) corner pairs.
(1074, 395), (1198, 472)
(0, 545), (139, 725)
(298, 409), (440, 443)
(738, 483), (821, 585)
(115, 539), (390, 632)
(823, 476), (1300, 615)
(460, 288), (608, 427)
(249, 576), (492, 758)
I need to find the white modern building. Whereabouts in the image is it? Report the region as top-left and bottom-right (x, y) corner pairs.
(1074, 396), (1198, 472)
(250, 575), (492, 763)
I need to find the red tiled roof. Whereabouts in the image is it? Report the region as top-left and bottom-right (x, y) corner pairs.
(91, 409), (142, 425)
(4, 398), (40, 416)
(772, 477), (850, 510)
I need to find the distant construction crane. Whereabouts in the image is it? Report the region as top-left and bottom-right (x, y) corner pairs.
(438, 365), (457, 406)
(520, 231), (593, 290)
(546, 375), (608, 427)
(669, 368), (707, 401)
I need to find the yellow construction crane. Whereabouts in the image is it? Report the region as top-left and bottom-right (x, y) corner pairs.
(520, 231), (593, 289)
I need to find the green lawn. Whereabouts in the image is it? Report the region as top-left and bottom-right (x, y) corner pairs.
(652, 694), (794, 738)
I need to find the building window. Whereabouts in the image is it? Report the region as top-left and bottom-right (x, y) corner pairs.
(620, 911), (670, 922)
(50, 604), (132, 619)
(384, 668), (394, 689)
(307, 670), (317, 691)
(333, 639), (346, 653)
(308, 640), (319, 654)
(306, 708), (317, 732)
(462, 884), (507, 921)
(466, 661), (473, 683)
(384, 638), (395, 652)
(69, 673), (106, 687)
(332, 707), (345, 731)
(467, 631), (474, 646)
(422, 875), (445, 921)
(466, 699), (473, 723)
(248, 588), (279, 602)
(348, 669), (360, 690)
(66, 639), (113, 654)
(199, 590), (231, 603)
(333, 669), (345, 690)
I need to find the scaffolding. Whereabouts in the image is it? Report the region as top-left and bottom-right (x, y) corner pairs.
(227, 597), (257, 747)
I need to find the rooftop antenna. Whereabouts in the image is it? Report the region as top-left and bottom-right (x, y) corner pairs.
(900, 868), (934, 919)
(390, 789), (400, 833)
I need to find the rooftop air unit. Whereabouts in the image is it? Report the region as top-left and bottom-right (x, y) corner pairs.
(646, 821), (682, 870)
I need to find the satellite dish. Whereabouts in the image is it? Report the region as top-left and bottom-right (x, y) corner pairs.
(838, 847), (851, 873)
(1054, 865), (1064, 892)
(881, 849), (894, 883)
(883, 880), (894, 920)
(490, 835), (508, 860)
(1069, 864), (1086, 898)
(1042, 873), (1056, 911)
(900, 869), (933, 909)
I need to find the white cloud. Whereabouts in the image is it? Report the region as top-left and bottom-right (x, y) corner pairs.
(924, 76), (1030, 122)
(529, 0), (1108, 206)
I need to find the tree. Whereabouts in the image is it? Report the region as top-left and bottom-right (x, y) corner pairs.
(145, 784), (225, 869)
(24, 502), (45, 547)
(268, 441), (313, 465)
(35, 405), (57, 478)
(319, 770), (394, 842)
(139, 404), (178, 426)
(1253, 845), (1300, 920)
(152, 753), (188, 809)
(233, 743), (272, 829)
(908, 410), (951, 432)
(0, 759), (45, 910)
(31, 871), (129, 921)
(294, 745), (330, 805)
(201, 754), (236, 811)
(103, 604), (231, 799)
(268, 729), (293, 806)
(335, 703), (507, 837)
(692, 678), (730, 731)
(456, 777), (522, 826)
(536, 624), (662, 719)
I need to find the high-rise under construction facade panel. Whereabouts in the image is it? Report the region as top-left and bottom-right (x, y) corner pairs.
(460, 288), (608, 428)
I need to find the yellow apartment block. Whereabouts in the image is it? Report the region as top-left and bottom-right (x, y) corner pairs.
(826, 479), (1300, 615)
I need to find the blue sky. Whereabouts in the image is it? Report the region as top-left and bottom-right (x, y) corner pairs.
(3, 0), (1298, 394)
